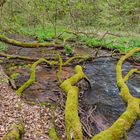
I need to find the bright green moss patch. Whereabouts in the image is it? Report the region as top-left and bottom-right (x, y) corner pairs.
(60, 65), (86, 140)
(1, 123), (24, 140)
(10, 73), (20, 80)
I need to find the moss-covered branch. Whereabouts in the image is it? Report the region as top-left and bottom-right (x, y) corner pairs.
(116, 48), (140, 102)
(60, 65), (86, 140)
(0, 52), (39, 61)
(123, 68), (138, 82)
(91, 48), (140, 140)
(0, 34), (63, 48)
(1, 123), (24, 140)
(48, 127), (60, 140)
(16, 58), (57, 96)
(63, 55), (91, 66)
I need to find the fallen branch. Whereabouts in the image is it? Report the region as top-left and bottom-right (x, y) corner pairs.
(63, 55), (91, 66)
(0, 52), (91, 65)
(0, 52), (39, 61)
(16, 58), (57, 96)
(0, 34), (63, 48)
(15, 54), (91, 96)
(91, 47), (140, 140)
(60, 65), (87, 140)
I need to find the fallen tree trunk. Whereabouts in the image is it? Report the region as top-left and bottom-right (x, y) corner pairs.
(0, 34), (63, 48)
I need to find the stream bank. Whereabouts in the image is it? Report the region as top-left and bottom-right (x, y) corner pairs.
(0, 34), (140, 140)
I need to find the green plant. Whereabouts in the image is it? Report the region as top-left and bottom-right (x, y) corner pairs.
(64, 45), (73, 55)
(0, 42), (7, 51)
(10, 73), (20, 80)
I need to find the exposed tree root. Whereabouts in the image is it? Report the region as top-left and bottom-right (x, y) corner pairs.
(16, 58), (57, 96)
(91, 48), (140, 140)
(1, 123), (24, 140)
(0, 34), (63, 48)
(60, 65), (87, 140)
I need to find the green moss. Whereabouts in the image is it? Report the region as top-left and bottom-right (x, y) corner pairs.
(0, 34), (62, 48)
(91, 48), (140, 140)
(10, 73), (20, 80)
(22, 64), (31, 69)
(16, 58), (57, 96)
(60, 65), (86, 140)
(1, 123), (24, 140)
(48, 127), (60, 140)
(0, 59), (3, 63)
(63, 55), (91, 66)
(9, 65), (18, 71)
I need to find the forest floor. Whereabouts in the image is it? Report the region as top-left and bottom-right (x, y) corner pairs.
(0, 34), (93, 140)
(0, 33), (140, 140)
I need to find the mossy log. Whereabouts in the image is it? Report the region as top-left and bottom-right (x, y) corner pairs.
(16, 58), (57, 96)
(91, 48), (140, 140)
(60, 65), (86, 140)
(1, 123), (24, 140)
(0, 34), (63, 48)
(0, 52), (39, 61)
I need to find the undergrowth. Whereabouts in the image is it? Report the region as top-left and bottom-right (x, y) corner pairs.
(1, 23), (140, 54)
(0, 42), (7, 52)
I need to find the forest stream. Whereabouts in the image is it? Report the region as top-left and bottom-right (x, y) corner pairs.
(0, 35), (140, 140)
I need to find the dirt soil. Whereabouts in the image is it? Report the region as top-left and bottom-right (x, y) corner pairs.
(0, 34), (128, 140)
(0, 34), (93, 140)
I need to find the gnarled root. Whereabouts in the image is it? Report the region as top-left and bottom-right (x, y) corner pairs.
(1, 123), (24, 140)
(60, 65), (86, 140)
(91, 48), (140, 140)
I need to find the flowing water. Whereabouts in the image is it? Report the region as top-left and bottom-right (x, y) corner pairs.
(1, 40), (140, 140)
(84, 57), (140, 140)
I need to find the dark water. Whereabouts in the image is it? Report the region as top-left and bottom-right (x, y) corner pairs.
(84, 57), (140, 140)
